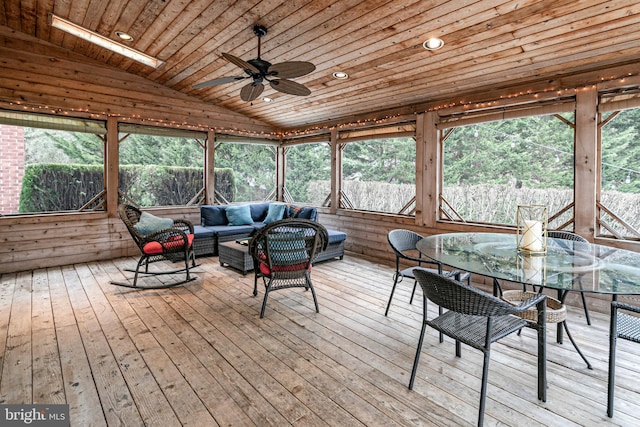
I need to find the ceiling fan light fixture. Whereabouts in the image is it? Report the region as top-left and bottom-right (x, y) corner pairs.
(263, 97), (273, 102)
(115, 31), (134, 41)
(423, 37), (444, 50)
(49, 14), (164, 68)
(332, 71), (349, 79)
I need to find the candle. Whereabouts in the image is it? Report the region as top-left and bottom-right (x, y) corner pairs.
(523, 255), (544, 284)
(522, 220), (543, 252)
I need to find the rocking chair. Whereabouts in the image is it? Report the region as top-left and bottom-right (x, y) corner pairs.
(112, 204), (197, 289)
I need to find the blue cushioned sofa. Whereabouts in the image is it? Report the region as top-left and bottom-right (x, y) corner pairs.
(193, 202), (346, 263)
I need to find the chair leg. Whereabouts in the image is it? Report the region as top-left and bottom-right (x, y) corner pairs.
(409, 321), (428, 390)
(385, 274), (401, 316)
(184, 249), (191, 282)
(607, 308), (618, 417)
(477, 350), (491, 427)
(307, 275), (320, 313)
(260, 280), (272, 318)
(409, 280), (418, 305)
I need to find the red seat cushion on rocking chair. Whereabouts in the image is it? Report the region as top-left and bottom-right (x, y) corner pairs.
(142, 234), (194, 255)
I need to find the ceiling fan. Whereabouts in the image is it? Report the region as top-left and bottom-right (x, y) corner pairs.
(193, 25), (315, 102)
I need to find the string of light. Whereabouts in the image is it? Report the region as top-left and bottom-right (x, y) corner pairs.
(3, 72), (638, 139)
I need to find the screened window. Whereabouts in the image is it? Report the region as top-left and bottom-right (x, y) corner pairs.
(214, 141), (276, 203)
(285, 143), (331, 204)
(0, 111), (106, 215)
(341, 137), (416, 214)
(118, 124), (206, 207)
(441, 113), (575, 228)
(599, 107), (640, 238)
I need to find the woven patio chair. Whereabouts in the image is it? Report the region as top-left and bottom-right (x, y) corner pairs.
(410, 269), (547, 427)
(111, 204), (196, 289)
(608, 301), (640, 417)
(249, 218), (328, 318)
(385, 229), (470, 316)
(546, 230), (592, 325)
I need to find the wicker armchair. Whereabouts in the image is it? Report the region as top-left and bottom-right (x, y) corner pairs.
(608, 301), (640, 417)
(385, 229), (470, 316)
(410, 269), (547, 427)
(112, 204), (196, 289)
(249, 218), (328, 318)
(547, 230), (592, 325)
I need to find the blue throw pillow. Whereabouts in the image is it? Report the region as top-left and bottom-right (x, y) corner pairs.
(264, 203), (286, 224)
(201, 205), (227, 226)
(134, 211), (174, 236)
(225, 204), (254, 226)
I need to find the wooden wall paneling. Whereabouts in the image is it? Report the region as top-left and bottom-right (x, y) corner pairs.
(0, 30), (275, 133)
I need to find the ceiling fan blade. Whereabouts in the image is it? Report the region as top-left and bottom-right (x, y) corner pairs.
(240, 82), (264, 101)
(222, 53), (260, 74)
(270, 79), (311, 96)
(269, 61), (316, 78)
(193, 76), (246, 89)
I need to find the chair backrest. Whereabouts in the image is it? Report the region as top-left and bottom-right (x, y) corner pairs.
(388, 229), (423, 259)
(118, 203), (145, 245)
(249, 218), (328, 278)
(548, 230), (588, 243)
(414, 269), (523, 317)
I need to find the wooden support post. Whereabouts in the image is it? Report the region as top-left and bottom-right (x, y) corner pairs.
(205, 130), (215, 205)
(417, 112), (439, 227)
(574, 87), (598, 239)
(105, 116), (119, 218)
(276, 144), (285, 201)
(330, 128), (340, 214)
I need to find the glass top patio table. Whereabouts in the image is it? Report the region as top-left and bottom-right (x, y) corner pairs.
(416, 232), (640, 295)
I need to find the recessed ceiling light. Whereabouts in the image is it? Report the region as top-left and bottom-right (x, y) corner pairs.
(332, 71), (349, 79)
(263, 97), (273, 103)
(49, 14), (164, 68)
(423, 37), (444, 50)
(115, 31), (134, 41)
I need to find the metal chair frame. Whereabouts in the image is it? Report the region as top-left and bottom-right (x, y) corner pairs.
(410, 269), (547, 427)
(608, 300), (640, 417)
(547, 230), (592, 325)
(386, 229), (470, 316)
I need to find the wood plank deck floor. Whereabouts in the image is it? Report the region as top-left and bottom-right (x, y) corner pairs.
(0, 254), (638, 426)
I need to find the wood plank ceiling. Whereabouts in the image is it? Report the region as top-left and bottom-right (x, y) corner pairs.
(3, 0), (640, 131)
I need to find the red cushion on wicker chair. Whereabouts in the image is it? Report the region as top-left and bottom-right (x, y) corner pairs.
(259, 261), (311, 276)
(142, 234), (194, 255)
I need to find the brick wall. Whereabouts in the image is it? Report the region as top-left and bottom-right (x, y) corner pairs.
(0, 125), (25, 214)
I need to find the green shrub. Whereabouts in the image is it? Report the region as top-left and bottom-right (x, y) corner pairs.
(19, 164), (235, 213)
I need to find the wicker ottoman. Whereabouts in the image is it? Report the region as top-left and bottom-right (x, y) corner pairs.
(218, 240), (254, 275)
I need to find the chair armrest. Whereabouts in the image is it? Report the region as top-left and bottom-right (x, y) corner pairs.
(612, 301), (640, 315)
(512, 293), (546, 312)
(400, 253), (441, 268)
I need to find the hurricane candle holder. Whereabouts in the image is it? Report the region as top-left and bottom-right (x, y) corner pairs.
(516, 205), (547, 254)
